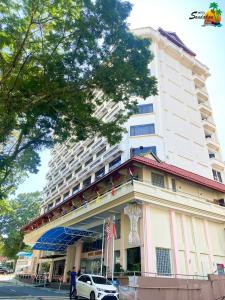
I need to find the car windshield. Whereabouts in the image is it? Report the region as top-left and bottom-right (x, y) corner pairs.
(92, 277), (112, 285)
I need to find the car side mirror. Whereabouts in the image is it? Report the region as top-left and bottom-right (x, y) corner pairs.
(87, 280), (91, 285)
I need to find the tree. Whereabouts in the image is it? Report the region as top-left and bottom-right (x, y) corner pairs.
(0, 192), (42, 259)
(209, 2), (218, 10)
(0, 0), (157, 199)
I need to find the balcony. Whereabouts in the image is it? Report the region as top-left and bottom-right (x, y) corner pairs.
(199, 103), (212, 116)
(103, 145), (122, 161)
(202, 117), (216, 132)
(209, 154), (225, 170)
(205, 135), (220, 151)
(196, 88), (208, 102)
(193, 73), (205, 88)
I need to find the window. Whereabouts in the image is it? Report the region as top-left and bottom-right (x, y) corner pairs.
(48, 203), (53, 210)
(64, 191), (70, 200)
(97, 146), (106, 157)
(156, 247), (171, 276)
(95, 167), (105, 180)
(92, 276), (111, 285)
(75, 166), (82, 174)
(66, 174), (72, 181)
(114, 250), (121, 264)
(55, 198), (61, 205)
(87, 140), (94, 148)
(77, 149), (84, 157)
(78, 275), (90, 283)
(136, 104), (153, 114)
(58, 181), (64, 187)
(115, 218), (121, 239)
(85, 157), (93, 166)
(212, 169), (223, 183)
(83, 176), (91, 188)
(60, 165), (66, 172)
(82, 239), (102, 252)
(130, 146), (157, 157)
(72, 184), (80, 195)
(152, 172), (165, 188)
(69, 158), (74, 164)
(171, 179), (176, 192)
(51, 187), (56, 193)
(209, 153), (216, 159)
(217, 199), (225, 207)
(109, 156), (121, 171)
(130, 124), (155, 136)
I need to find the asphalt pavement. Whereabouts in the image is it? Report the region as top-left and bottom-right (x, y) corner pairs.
(0, 275), (70, 300)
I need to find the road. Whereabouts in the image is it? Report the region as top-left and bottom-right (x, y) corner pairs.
(0, 274), (69, 300)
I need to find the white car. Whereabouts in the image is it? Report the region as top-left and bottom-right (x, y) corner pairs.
(76, 274), (119, 300)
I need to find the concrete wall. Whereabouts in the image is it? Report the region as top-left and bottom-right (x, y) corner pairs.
(118, 275), (225, 300)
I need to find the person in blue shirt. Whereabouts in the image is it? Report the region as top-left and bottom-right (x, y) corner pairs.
(69, 266), (77, 299)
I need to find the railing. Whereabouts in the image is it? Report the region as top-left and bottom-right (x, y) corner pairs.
(26, 174), (225, 233)
(106, 271), (208, 281)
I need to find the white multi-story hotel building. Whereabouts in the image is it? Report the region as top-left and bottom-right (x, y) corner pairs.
(23, 28), (225, 298)
(41, 26), (224, 214)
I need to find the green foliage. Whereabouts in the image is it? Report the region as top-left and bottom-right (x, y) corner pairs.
(114, 263), (124, 273)
(209, 2), (218, 10)
(0, 0), (157, 199)
(0, 192), (42, 259)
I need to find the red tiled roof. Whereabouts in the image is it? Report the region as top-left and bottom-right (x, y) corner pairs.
(132, 156), (225, 193)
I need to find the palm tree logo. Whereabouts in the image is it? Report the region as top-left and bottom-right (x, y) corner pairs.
(203, 2), (222, 26)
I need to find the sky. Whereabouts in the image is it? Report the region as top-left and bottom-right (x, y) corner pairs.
(16, 0), (225, 195)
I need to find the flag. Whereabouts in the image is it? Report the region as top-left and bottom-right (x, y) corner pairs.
(105, 221), (111, 240)
(81, 194), (88, 208)
(129, 167), (134, 178)
(112, 217), (117, 239)
(96, 191), (101, 204)
(111, 182), (116, 196)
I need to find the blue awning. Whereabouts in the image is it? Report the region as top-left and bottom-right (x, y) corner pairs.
(32, 227), (97, 252)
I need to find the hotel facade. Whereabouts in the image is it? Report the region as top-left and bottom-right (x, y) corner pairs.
(23, 27), (225, 284)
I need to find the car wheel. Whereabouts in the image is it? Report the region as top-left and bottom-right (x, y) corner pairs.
(90, 291), (95, 300)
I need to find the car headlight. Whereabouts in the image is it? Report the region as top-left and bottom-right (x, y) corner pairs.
(97, 288), (105, 292)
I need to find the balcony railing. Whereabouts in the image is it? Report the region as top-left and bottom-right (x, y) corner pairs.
(24, 171), (225, 234)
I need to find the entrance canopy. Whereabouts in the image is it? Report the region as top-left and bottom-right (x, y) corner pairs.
(32, 227), (97, 252)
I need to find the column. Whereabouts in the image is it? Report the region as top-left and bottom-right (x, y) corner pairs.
(140, 213), (144, 274)
(63, 244), (76, 283)
(204, 219), (214, 272)
(170, 210), (180, 275)
(181, 214), (192, 275)
(48, 261), (54, 282)
(120, 213), (127, 271)
(31, 250), (41, 275)
(141, 203), (154, 275)
(103, 219), (113, 274)
(192, 216), (202, 275)
(74, 240), (83, 273)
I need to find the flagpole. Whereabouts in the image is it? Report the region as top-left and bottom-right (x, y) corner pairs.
(100, 219), (105, 276)
(112, 216), (115, 282)
(106, 236), (109, 279)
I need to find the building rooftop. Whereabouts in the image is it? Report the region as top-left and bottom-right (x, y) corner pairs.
(158, 27), (196, 57)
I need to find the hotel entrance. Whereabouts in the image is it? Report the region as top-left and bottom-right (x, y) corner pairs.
(80, 258), (101, 274)
(52, 259), (65, 281)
